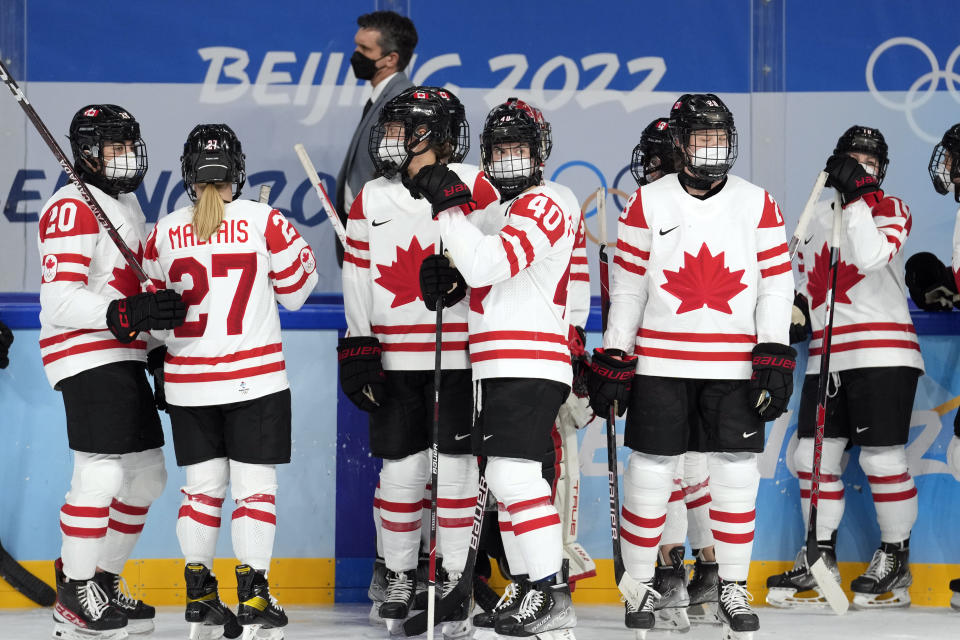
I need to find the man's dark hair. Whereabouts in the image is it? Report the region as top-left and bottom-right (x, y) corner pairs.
(357, 11), (418, 72)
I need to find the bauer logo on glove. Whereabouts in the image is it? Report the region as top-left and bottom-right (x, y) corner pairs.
(749, 342), (797, 421)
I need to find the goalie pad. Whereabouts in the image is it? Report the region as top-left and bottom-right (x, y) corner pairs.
(905, 252), (958, 311)
(553, 396), (596, 586)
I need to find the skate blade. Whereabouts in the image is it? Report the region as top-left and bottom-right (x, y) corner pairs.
(951, 592), (960, 611)
(533, 629), (577, 640)
(441, 619), (473, 640)
(240, 626), (283, 640)
(369, 602), (386, 626)
(52, 621), (129, 640)
(471, 629), (499, 640)
(851, 590), (911, 610)
(686, 602), (720, 625)
(721, 622), (755, 640)
(384, 617), (406, 635)
(765, 587), (832, 609)
(125, 619), (155, 635)
(654, 606), (691, 632)
(189, 622), (226, 640)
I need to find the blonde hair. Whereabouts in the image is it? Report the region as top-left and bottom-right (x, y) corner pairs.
(192, 183), (226, 241)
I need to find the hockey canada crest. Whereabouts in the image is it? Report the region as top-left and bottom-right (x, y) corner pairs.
(42, 254), (58, 283)
(299, 247), (316, 274)
(661, 243), (747, 314)
(375, 237), (436, 308)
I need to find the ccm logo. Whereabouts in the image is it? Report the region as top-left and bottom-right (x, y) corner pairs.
(590, 361), (633, 380)
(339, 345), (381, 360)
(752, 355), (795, 370)
(443, 183), (469, 197)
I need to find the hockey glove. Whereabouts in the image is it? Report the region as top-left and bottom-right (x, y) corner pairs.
(587, 348), (637, 418)
(568, 325), (590, 400)
(147, 346), (167, 411)
(0, 320), (12, 369)
(749, 342), (797, 421)
(409, 163), (474, 217)
(789, 292), (812, 344)
(337, 336), (387, 413)
(419, 254), (467, 311)
(106, 290), (188, 343)
(824, 154), (880, 205)
(905, 252), (958, 311)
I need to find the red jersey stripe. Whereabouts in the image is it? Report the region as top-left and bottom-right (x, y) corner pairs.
(636, 346), (751, 361)
(470, 331), (567, 345)
(373, 323), (469, 334)
(48, 272), (88, 284)
(380, 341), (468, 352)
(274, 270), (310, 295)
(501, 235), (521, 277)
(808, 339), (921, 356)
(42, 339), (147, 365)
(269, 257), (302, 280)
(343, 253), (370, 269)
(56, 253), (93, 266)
(39, 328), (100, 348)
(469, 349), (570, 364)
(569, 273), (589, 282)
(617, 240), (650, 260)
(811, 322), (916, 339)
(164, 361), (286, 383)
(346, 236), (369, 250)
(638, 329), (757, 343)
(503, 226), (535, 267)
(756, 243), (789, 261)
(613, 255), (646, 276)
(166, 343), (283, 366)
(760, 261), (792, 278)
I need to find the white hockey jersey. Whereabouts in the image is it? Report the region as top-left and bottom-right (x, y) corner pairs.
(798, 191), (923, 374)
(38, 183), (151, 389)
(604, 174), (794, 380)
(438, 183), (578, 386)
(547, 181), (590, 329)
(342, 164), (498, 371)
(142, 200), (317, 406)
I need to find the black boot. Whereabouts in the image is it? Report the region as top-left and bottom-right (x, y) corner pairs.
(851, 540), (912, 609)
(52, 558), (127, 639)
(184, 563), (242, 639)
(472, 576), (529, 628)
(494, 576), (576, 637)
(718, 579), (759, 635)
(93, 570), (156, 635)
(236, 564), (287, 630)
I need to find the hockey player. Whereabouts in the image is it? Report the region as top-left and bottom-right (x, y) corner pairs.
(142, 123), (318, 640)
(409, 99), (579, 638)
(339, 87), (498, 635)
(767, 126), (924, 611)
(588, 94), (795, 640)
(40, 105), (186, 639)
(629, 116), (719, 630)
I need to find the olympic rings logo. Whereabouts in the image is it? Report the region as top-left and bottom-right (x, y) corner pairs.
(866, 37), (960, 143)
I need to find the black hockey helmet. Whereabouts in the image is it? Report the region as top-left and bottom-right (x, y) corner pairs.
(369, 86), (453, 179)
(929, 124), (960, 202)
(504, 97), (553, 163)
(69, 104), (147, 196)
(481, 99), (544, 200)
(181, 124), (246, 202)
(631, 117), (681, 187)
(421, 86), (470, 163)
(669, 93), (738, 182)
(834, 125), (889, 185)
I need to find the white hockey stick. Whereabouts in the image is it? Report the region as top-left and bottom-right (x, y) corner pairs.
(258, 185), (271, 204)
(788, 171), (829, 260)
(293, 143), (347, 245)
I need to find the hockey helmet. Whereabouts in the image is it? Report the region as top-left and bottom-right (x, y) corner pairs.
(69, 104), (147, 196)
(481, 99), (545, 200)
(421, 86), (470, 163)
(669, 93), (738, 182)
(929, 124), (960, 202)
(181, 124), (247, 202)
(504, 97), (553, 163)
(631, 117), (682, 187)
(834, 125), (889, 185)
(369, 87), (453, 179)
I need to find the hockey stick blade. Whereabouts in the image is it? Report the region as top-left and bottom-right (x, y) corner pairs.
(808, 557), (848, 615)
(0, 541), (56, 606)
(788, 170), (829, 260)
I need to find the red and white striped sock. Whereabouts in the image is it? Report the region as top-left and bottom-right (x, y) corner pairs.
(708, 452), (760, 582)
(231, 494), (277, 571)
(796, 437), (846, 541)
(373, 482), (384, 558)
(661, 477), (687, 546)
(437, 454), (478, 574)
(379, 451), (429, 573)
(60, 502), (110, 580)
(620, 452), (675, 582)
(178, 492), (224, 568)
(497, 501), (528, 577)
(682, 451), (714, 550)
(860, 446), (917, 543)
(98, 500), (150, 575)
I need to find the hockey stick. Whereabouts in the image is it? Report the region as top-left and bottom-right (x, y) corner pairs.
(0, 59), (154, 292)
(0, 539), (56, 606)
(258, 185), (271, 204)
(788, 171), (829, 260)
(293, 143), (347, 245)
(425, 245), (445, 640)
(804, 191), (850, 615)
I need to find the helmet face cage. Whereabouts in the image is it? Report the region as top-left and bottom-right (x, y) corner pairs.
(481, 102), (544, 200)
(834, 125), (889, 185)
(422, 86), (470, 162)
(369, 88), (452, 179)
(929, 125), (960, 201)
(505, 97), (552, 162)
(670, 94), (738, 182)
(69, 104), (148, 195)
(181, 124), (247, 202)
(631, 117), (679, 187)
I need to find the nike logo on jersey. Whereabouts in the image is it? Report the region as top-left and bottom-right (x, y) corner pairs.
(659, 226), (679, 236)
(742, 431), (757, 439)
(804, 235), (814, 244)
(454, 433), (470, 441)
(483, 434), (494, 441)
(855, 426), (870, 434)
(372, 219), (391, 227)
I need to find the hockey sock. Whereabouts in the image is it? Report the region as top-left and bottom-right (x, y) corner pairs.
(620, 452), (677, 582)
(860, 446), (918, 543)
(230, 461), (278, 572)
(708, 452), (760, 582)
(373, 482), (384, 558)
(61, 453), (123, 580)
(497, 500), (528, 576)
(437, 454), (478, 574)
(378, 450), (429, 573)
(661, 475), (687, 546)
(98, 448), (166, 574)
(682, 450), (714, 550)
(486, 457), (561, 582)
(795, 437), (846, 541)
(177, 458), (229, 569)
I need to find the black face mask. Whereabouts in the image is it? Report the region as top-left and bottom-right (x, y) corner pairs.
(351, 50), (387, 81)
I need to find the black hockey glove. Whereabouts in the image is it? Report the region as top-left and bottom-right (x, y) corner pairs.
(337, 336), (387, 413)
(905, 252), (958, 311)
(749, 342), (797, 421)
(106, 290), (188, 343)
(147, 346), (167, 411)
(419, 254), (467, 311)
(408, 164), (474, 217)
(789, 292), (812, 344)
(824, 154), (880, 205)
(587, 348), (637, 418)
(0, 320), (12, 369)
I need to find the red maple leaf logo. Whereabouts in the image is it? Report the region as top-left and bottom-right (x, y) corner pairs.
(661, 243), (747, 314)
(470, 285), (491, 314)
(375, 237), (435, 308)
(108, 244), (144, 297)
(805, 243), (864, 309)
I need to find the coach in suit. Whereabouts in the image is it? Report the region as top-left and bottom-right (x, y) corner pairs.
(335, 10), (417, 265)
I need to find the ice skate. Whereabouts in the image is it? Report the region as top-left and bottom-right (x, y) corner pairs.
(718, 580), (758, 640)
(949, 578), (960, 611)
(52, 559), (128, 640)
(92, 571), (154, 635)
(494, 578), (576, 638)
(686, 553), (719, 624)
(766, 545), (842, 609)
(412, 553), (431, 611)
(379, 568), (417, 634)
(472, 574), (501, 613)
(235, 565), (287, 640)
(438, 569), (472, 639)
(184, 563), (242, 640)
(368, 557), (388, 626)
(851, 542), (912, 609)
(653, 547), (690, 632)
(623, 579), (659, 639)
